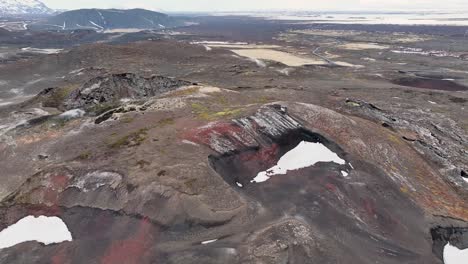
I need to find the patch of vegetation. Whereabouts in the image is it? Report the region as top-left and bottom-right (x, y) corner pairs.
(89, 102), (120, 116)
(40, 117), (68, 130)
(449, 96), (467, 104)
(126, 183), (137, 193)
(136, 160), (151, 168)
(42, 84), (78, 108)
(108, 127), (149, 149)
(184, 178), (197, 189)
(191, 103), (243, 121)
(121, 116), (135, 124)
(213, 108), (243, 118)
(388, 134), (402, 145)
(253, 96), (276, 104)
(158, 118), (175, 126)
(76, 150), (92, 160)
(462, 123), (468, 131)
(400, 186), (409, 194)
(166, 87), (200, 97)
(191, 103), (212, 120)
(346, 101), (361, 107)
(211, 93), (229, 106)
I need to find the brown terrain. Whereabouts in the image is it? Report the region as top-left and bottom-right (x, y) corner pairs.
(0, 15), (467, 263)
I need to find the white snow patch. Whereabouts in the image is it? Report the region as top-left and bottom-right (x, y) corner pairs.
(224, 248), (237, 254)
(25, 78), (44, 86)
(341, 171), (349, 177)
(362, 57), (376, 62)
(89, 20), (104, 30)
(70, 171), (122, 192)
(97, 11), (106, 25)
(251, 141), (345, 183)
(192, 41), (248, 45)
(236, 182), (243, 187)
(443, 243), (468, 264)
(69, 68), (85, 75)
(204, 45), (212, 51)
(9, 88), (23, 95)
(31, 108), (49, 116)
(120, 98), (133, 103)
(41, 24), (63, 29)
(201, 239), (218, 245)
(21, 47), (63, 54)
(142, 17), (154, 25)
(251, 58), (266, 67)
(0, 101), (13, 107)
(82, 81), (101, 94)
(0, 216), (72, 249)
(59, 109), (85, 119)
(391, 47), (455, 58)
(259, 12), (468, 26)
(182, 140), (199, 146)
(428, 101), (437, 105)
(278, 68), (293, 76)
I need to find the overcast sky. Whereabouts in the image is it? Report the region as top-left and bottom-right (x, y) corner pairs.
(41, 0), (467, 12)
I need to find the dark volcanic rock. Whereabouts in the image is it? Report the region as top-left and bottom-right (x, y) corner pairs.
(431, 226), (468, 261)
(0, 29), (104, 48)
(343, 97), (468, 190)
(22, 87), (68, 109)
(187, 105), (435, 263)
(0, 204), (162, 264)
(65, 73), (192, 110)
(0, 28), (12, 37)
(392, 77), (468, 91)
(0, 98), (467, 263)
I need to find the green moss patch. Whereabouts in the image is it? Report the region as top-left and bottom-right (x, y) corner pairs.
(191, 103), (243, 121)
(108, 128), (149, 149)
(42, 85), (78, 108)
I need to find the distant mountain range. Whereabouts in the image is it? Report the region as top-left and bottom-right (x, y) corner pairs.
(0, 0), (52, 15)
(29, 8), (183, 31)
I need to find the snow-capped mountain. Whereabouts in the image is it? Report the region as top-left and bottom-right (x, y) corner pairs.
(0, 0), (53, 15)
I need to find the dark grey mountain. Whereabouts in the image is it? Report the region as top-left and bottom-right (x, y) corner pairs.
(29, 8), (183, 31)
